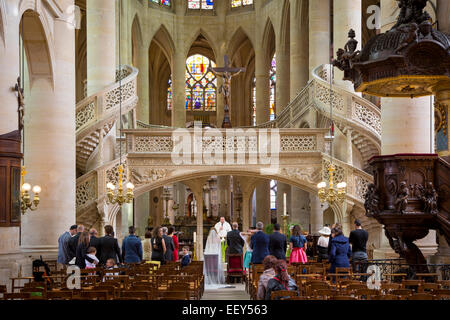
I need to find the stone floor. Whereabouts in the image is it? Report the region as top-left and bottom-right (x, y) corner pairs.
(201, 283), (250, 300)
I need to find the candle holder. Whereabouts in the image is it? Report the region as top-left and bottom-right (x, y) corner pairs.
(282, 213), (289, 236)
(193, 241), (197, 261)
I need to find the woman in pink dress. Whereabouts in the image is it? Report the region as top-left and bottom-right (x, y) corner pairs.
(288, 225), (308, 264)
(168, 226), (179, 261)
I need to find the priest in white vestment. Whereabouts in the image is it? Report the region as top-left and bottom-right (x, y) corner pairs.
(214, 217), (232, 263)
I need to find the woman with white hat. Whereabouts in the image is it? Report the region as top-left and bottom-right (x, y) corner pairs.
(317, 226), (331, 262)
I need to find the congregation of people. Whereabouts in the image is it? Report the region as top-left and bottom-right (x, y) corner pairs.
(57, 224), (189, 271)
(57, 217), (368, 300)
(241, 219), (369, 300)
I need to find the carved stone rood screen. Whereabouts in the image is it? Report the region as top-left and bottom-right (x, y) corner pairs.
(209, 55), (246, 128)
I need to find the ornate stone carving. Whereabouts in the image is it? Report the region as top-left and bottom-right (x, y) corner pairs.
(105, 79), (136, 110)
(131, 168), (168, 185)
(280, 136), (316, 152)
(76, 101), (96, 131)
(76, 176), (97, 209)
(134, 136), (173, 153)
(106, 162), (127, 186)
(353, 101), (382, 135)
(281, 167), (321, 184)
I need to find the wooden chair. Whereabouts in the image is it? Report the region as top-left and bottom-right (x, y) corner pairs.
(46, 291), (73, 300)
(422, 283), (440, 292)
(120, 290), (152, 300)
(312, 289), (337, 300)
(3, 292), (31, 300)
(226, 254), (245, 284)
(345, 283), (368, 292)
(335, 267), (351, 274)
(431, 289), (450, 299)
(288, 296), (311, 300)
(79, 290), (109, 300)
(306, 282), (331, 296)
(381, 282), (401, 293)
(270, 290), (298, 300)
(371, 294), (399, 300)
(158, 290), (190, 300)
(437, 280), (450, 289)
(354, 289), (381, 299)
(332, 295), (358, 300)
(401, 280), (424, 292)
(391, 289), (413, 296)
(407, 293), (436, 300)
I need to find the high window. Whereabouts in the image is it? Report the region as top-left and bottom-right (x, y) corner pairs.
(167, 78), (173, 110)
(231, 0), (253, 8)
(185, 54), (217, 111)
(151, 0), (171, 7)
(269, 54), (276, 121)
(188, 0), (214, 10)
(270, 180), (277, 210)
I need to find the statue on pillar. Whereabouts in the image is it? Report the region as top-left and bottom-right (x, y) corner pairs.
(14, 77), (25, 132)
(208, 55), (246, 128)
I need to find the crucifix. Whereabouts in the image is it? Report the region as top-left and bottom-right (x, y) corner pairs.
(14, 76), (25, 132)
(208, 55), (246, 128)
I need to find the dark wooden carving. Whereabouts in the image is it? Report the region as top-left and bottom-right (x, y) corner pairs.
(0, 130), (23, 227)
(332, 2), (450, 98)
(365, 154), (450, 273)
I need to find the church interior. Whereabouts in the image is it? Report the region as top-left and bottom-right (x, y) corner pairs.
(0, 0), (449, 301)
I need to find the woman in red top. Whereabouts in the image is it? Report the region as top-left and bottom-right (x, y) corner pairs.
(168, 226), (179, 261)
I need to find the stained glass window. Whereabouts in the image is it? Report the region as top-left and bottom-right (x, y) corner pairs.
(252, 76), (256, 126)
(270, 180), (277, 210)
(151, 0), (171, 6)
(167, 78), (172, 110)
(270, 54), (276, 121)
(232, 0), (253, 8)
(185, 54), (217, 111)
(188, 0), (213, 9)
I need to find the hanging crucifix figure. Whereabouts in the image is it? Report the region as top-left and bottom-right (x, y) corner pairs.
(14, 77), (25, 132)
(208, 55), (246, 128)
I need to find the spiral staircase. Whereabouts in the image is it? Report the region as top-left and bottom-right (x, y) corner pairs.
(74, 63), (382, 230)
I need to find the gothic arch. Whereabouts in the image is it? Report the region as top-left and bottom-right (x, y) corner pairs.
(186, 29), (218, 62)
(279, 0), (290, 52)
(150, 24), (175, 69)
(131, 14), (143, 67)
(20, 9), (54, 88)
(262, 18), (276, 66)
(0, 0), (6, 46)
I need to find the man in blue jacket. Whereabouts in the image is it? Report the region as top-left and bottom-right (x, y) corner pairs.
(122, 226), (143, 263)
(250, 222), (270, 264)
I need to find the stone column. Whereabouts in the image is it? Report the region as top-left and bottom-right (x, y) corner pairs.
(137, 43), (149, 123)
(346, 127), (353, 166)
(87, 0), (116, 96)
(194, 191), (204, 261)
(241, 191), (252, 233)
(437, 0), (450, 33)
(21, 16), (76, 251)
(255, 181), (271, 227)
(255, 47), (270, 125)
(309, 193), (323, 236)
(309, 0), (330, 78)
(172, 46), (186, 128)
(381, 96), (433, 154)
(276, 42), (290, 114)
(290, 0), (309, 100)
(333, 0), (362, 91)
(0, 7), (19, 135)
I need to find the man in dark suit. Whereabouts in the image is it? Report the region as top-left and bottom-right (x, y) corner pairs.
(89, 228), (100, 258)
(227, 222), (245, 255)
(269, 223), (287, 260)
(162, 227), (175, 262)
(250, 221), (270, 264)
(98, 225), (122, 265)
(67, 224), (85, 263)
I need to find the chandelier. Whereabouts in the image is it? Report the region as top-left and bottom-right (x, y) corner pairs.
(20, 166), (41, 214)
(317, 164), (346, 205)
(105, 0), (134, 206)
(106, 165), (134, 205)
(317, 64), (347, 205)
